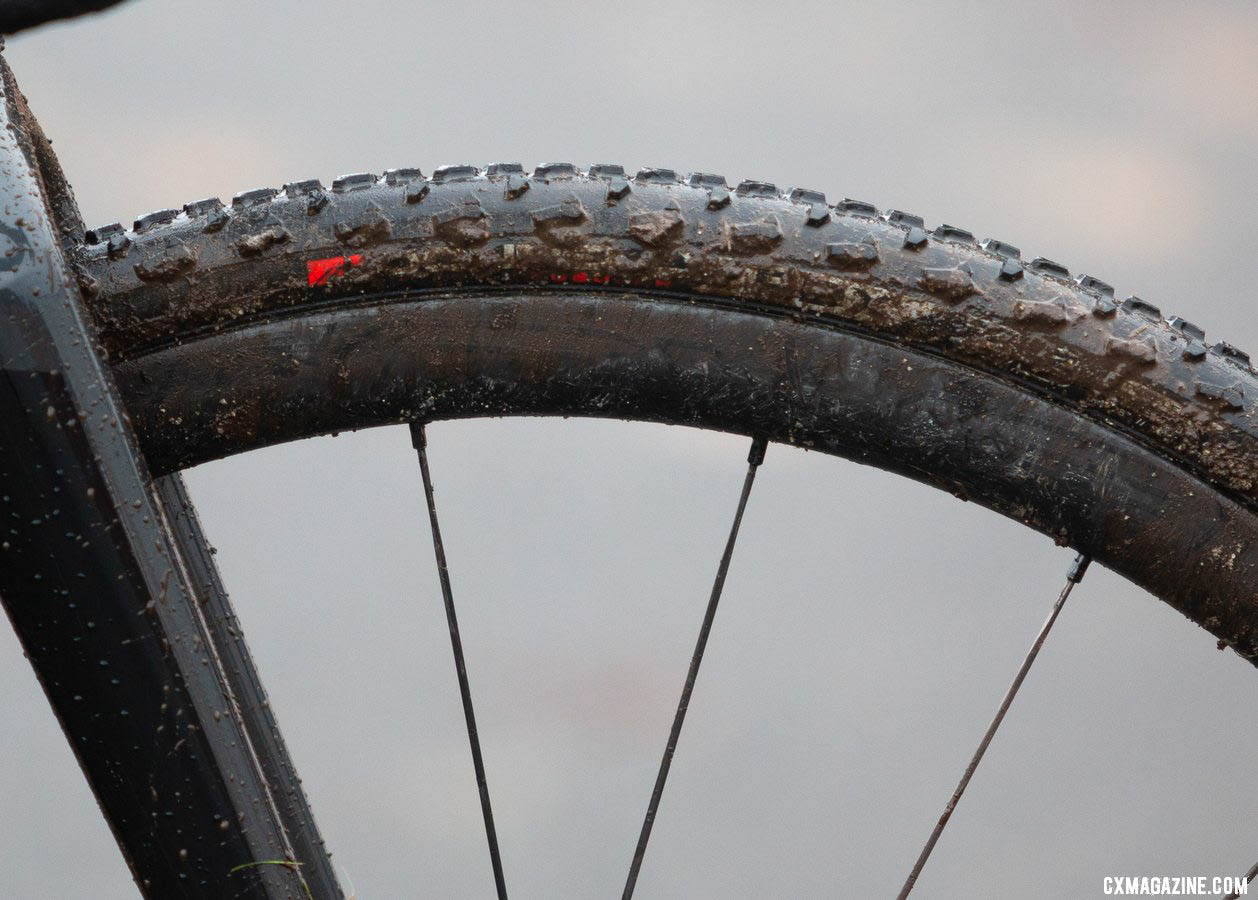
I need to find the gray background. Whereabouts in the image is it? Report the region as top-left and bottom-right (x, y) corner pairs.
(3, 1), (1258, 897)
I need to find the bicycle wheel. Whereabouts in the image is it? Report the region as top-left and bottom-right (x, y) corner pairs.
(74, 162), (1258, 665)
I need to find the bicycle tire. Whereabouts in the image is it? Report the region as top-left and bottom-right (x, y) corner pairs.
(72, 162), (1258, 664)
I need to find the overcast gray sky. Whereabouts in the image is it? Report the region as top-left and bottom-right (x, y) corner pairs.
(4, 1), (1258, 897)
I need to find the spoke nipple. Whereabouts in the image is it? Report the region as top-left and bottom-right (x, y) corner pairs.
(747, 436), (768, 467)
(408, 420), (427, 451)
(1067, 553), (1091, 584)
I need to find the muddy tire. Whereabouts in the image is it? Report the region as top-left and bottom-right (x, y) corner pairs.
(74, 162), (1258, 663)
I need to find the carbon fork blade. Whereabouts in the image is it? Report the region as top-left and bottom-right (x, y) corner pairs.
(410, 422), (508, 900)
(621, 436), (769, 900)
(896, 553), (1092, 899)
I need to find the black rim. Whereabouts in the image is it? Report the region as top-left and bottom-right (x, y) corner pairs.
(114, 288), (1258, 665)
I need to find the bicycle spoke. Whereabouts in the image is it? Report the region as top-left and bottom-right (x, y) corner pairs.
(409, 422), (508, 900)
(621, 436), (769, 900)
(896, 553), (1091, 899)
(1225, 862), (1257, 900)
